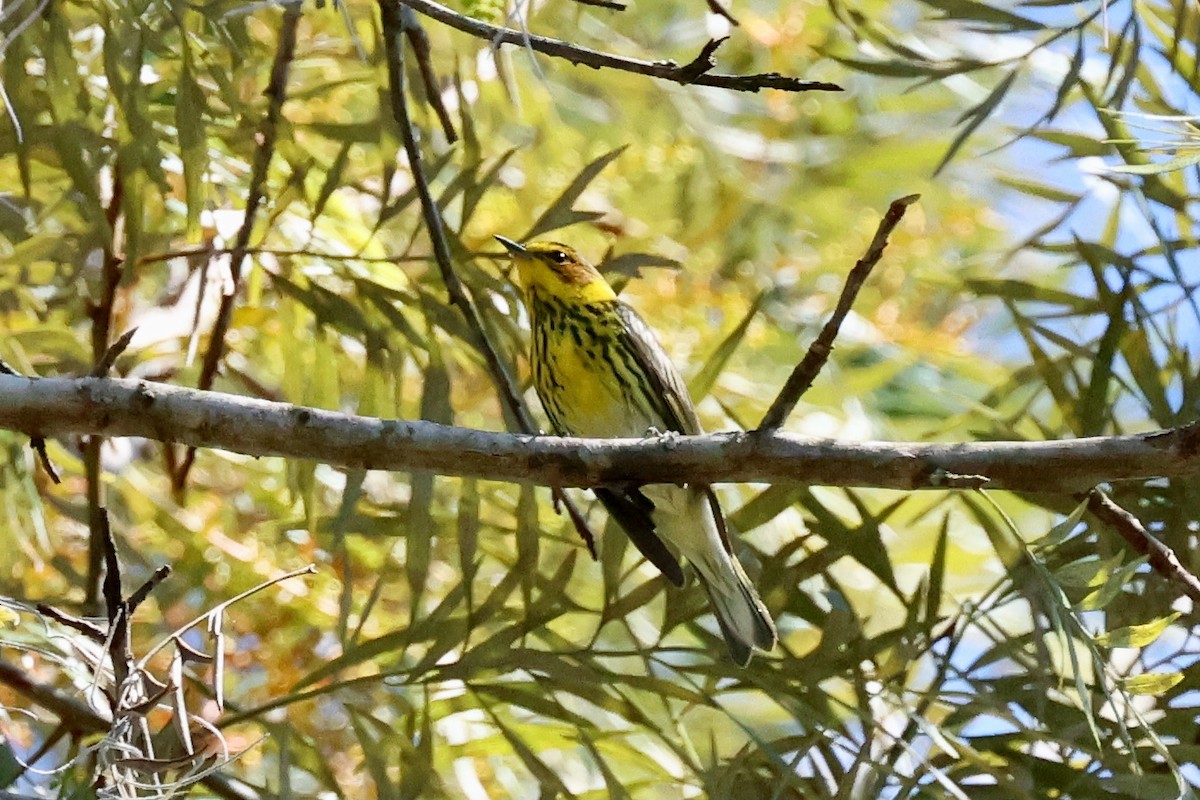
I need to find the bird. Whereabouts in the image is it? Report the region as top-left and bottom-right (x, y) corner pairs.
(495, 235), (777, 665)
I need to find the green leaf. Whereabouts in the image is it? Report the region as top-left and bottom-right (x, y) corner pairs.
(407, 342), (452, 604)
(916, 0), (1042, 31)
(935, 68), (1019, 174)
(1094, 613), (1180, 649)
(1035, 497), (1089, 547)
(1121, 672), (1184, 695)
(175, 35), (209, 240)
(1106, 150), (1200, 175)
(688, 290), (767, 401)
(1078, 556), (1148, 611)
(1055, 552), (1124, 588)
(523, 146), (626, 239)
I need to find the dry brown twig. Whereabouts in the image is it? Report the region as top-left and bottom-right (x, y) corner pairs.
(390, 0), (842, 93)
(759, 194), (920, 431)
(2, 509), (283, 800)
(1085, 488), (1200, 607)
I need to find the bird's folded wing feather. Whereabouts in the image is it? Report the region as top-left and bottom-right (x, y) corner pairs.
(613, 302), (702, 436)
(595, 486), (686, 586)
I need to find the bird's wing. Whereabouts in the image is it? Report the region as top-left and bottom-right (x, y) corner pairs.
(613, 301), (703, 435)
(594, 486), (685, 586)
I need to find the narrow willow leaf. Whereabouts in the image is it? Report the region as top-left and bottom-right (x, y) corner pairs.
(516, 483), (540, 605)
(1120, 327), (1174, 426)
(176, 39), (209, 240)
(1106, 150), (1200, 175)
(914, 0), (1041, 31)
(995, 176), (1081, 204)
(729, 485), (806, 534)
(1029, 129), (1110, 157)
(935, 69), (1019, 174)
(347, 708), (397, 795)
(1121, 672), (1184, 695)
(458, 478), (480, 601)
(1036, 496), (1089, 547)
(311, 140), (352, 223)
(1055, 552), (1125, 588)
(964, 278), (1094, 311)
(924, 514), (949, 633)
(1095, 613), (1180, 649)
(598, 251), (681, 279)
(688, 290), (767, 401)
(408, 343), (451, 604)
(523, 146), (626, 239)
(1079, 556), (1147, 611)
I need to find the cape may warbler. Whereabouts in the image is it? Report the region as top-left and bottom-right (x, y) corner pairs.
(496, 235), (777, 665)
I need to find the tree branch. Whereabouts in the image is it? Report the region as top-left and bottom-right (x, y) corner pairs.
(391, 0), (842, 93)
(4, 375), (1199, 494)
(759, 194), (919, 430)
(1085, 488), (1200, 607)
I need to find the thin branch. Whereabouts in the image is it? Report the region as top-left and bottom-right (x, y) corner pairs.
(380, 0), (598, 557)
(758, 194), (919, 431)
(572, 0), (627, 9)
(1085, 488), (1200, 607)
(30, 436), (60, 483)
(0, 358), (60, 481)
(399, 5), (458, 142)
(34, 603), (107, 642)
(85, 143), (128, 611)
(5, 375), (1200, 495)
(176, 0), (302, 492)
(392, 0), (842, 93)
(704, 0), (739, 26)
(90, 327), (137, 377)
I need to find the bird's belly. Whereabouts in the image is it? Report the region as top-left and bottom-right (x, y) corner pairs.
(538, 335), (654, 438)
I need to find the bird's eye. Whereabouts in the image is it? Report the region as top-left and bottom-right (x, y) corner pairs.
(548, 250), (568, 263)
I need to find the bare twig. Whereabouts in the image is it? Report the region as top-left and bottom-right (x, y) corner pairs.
(35, 603), (107, 642)
(0, 659), (259, 800)
(19, 509), (263, 799)
(30, 436), (60, 483)
(0, 356), (61, 482)
(705, 0), (739, 26)
(399, 5), (458, 142)
(391, 0), (842, 93)
(1086, 488), (1200, 607)
(380, 0), (599, 557)
(758, 194), (919, 431)
(90, 327), (138, 377)
(572, 0), (627, 9)
(85, 148), (128, 610)
(6, 375), (1200, 494)
(176, 0), (302, 492)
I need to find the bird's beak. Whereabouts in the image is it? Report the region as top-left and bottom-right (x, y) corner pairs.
(494, 235), (527, 256)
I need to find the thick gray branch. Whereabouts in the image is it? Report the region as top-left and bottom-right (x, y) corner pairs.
(2, 375), (1199, 493)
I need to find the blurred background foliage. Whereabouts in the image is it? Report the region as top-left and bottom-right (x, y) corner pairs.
(1, 0), (1199, 797)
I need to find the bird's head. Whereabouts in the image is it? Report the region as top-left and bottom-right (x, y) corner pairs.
(494, 236), (616, 303)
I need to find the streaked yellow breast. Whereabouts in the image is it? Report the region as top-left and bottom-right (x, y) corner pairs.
(531, 297), (657, 438)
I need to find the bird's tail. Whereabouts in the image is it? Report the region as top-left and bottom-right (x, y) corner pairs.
(649, 485), (777, 665)
(692, 550), (777, 666)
